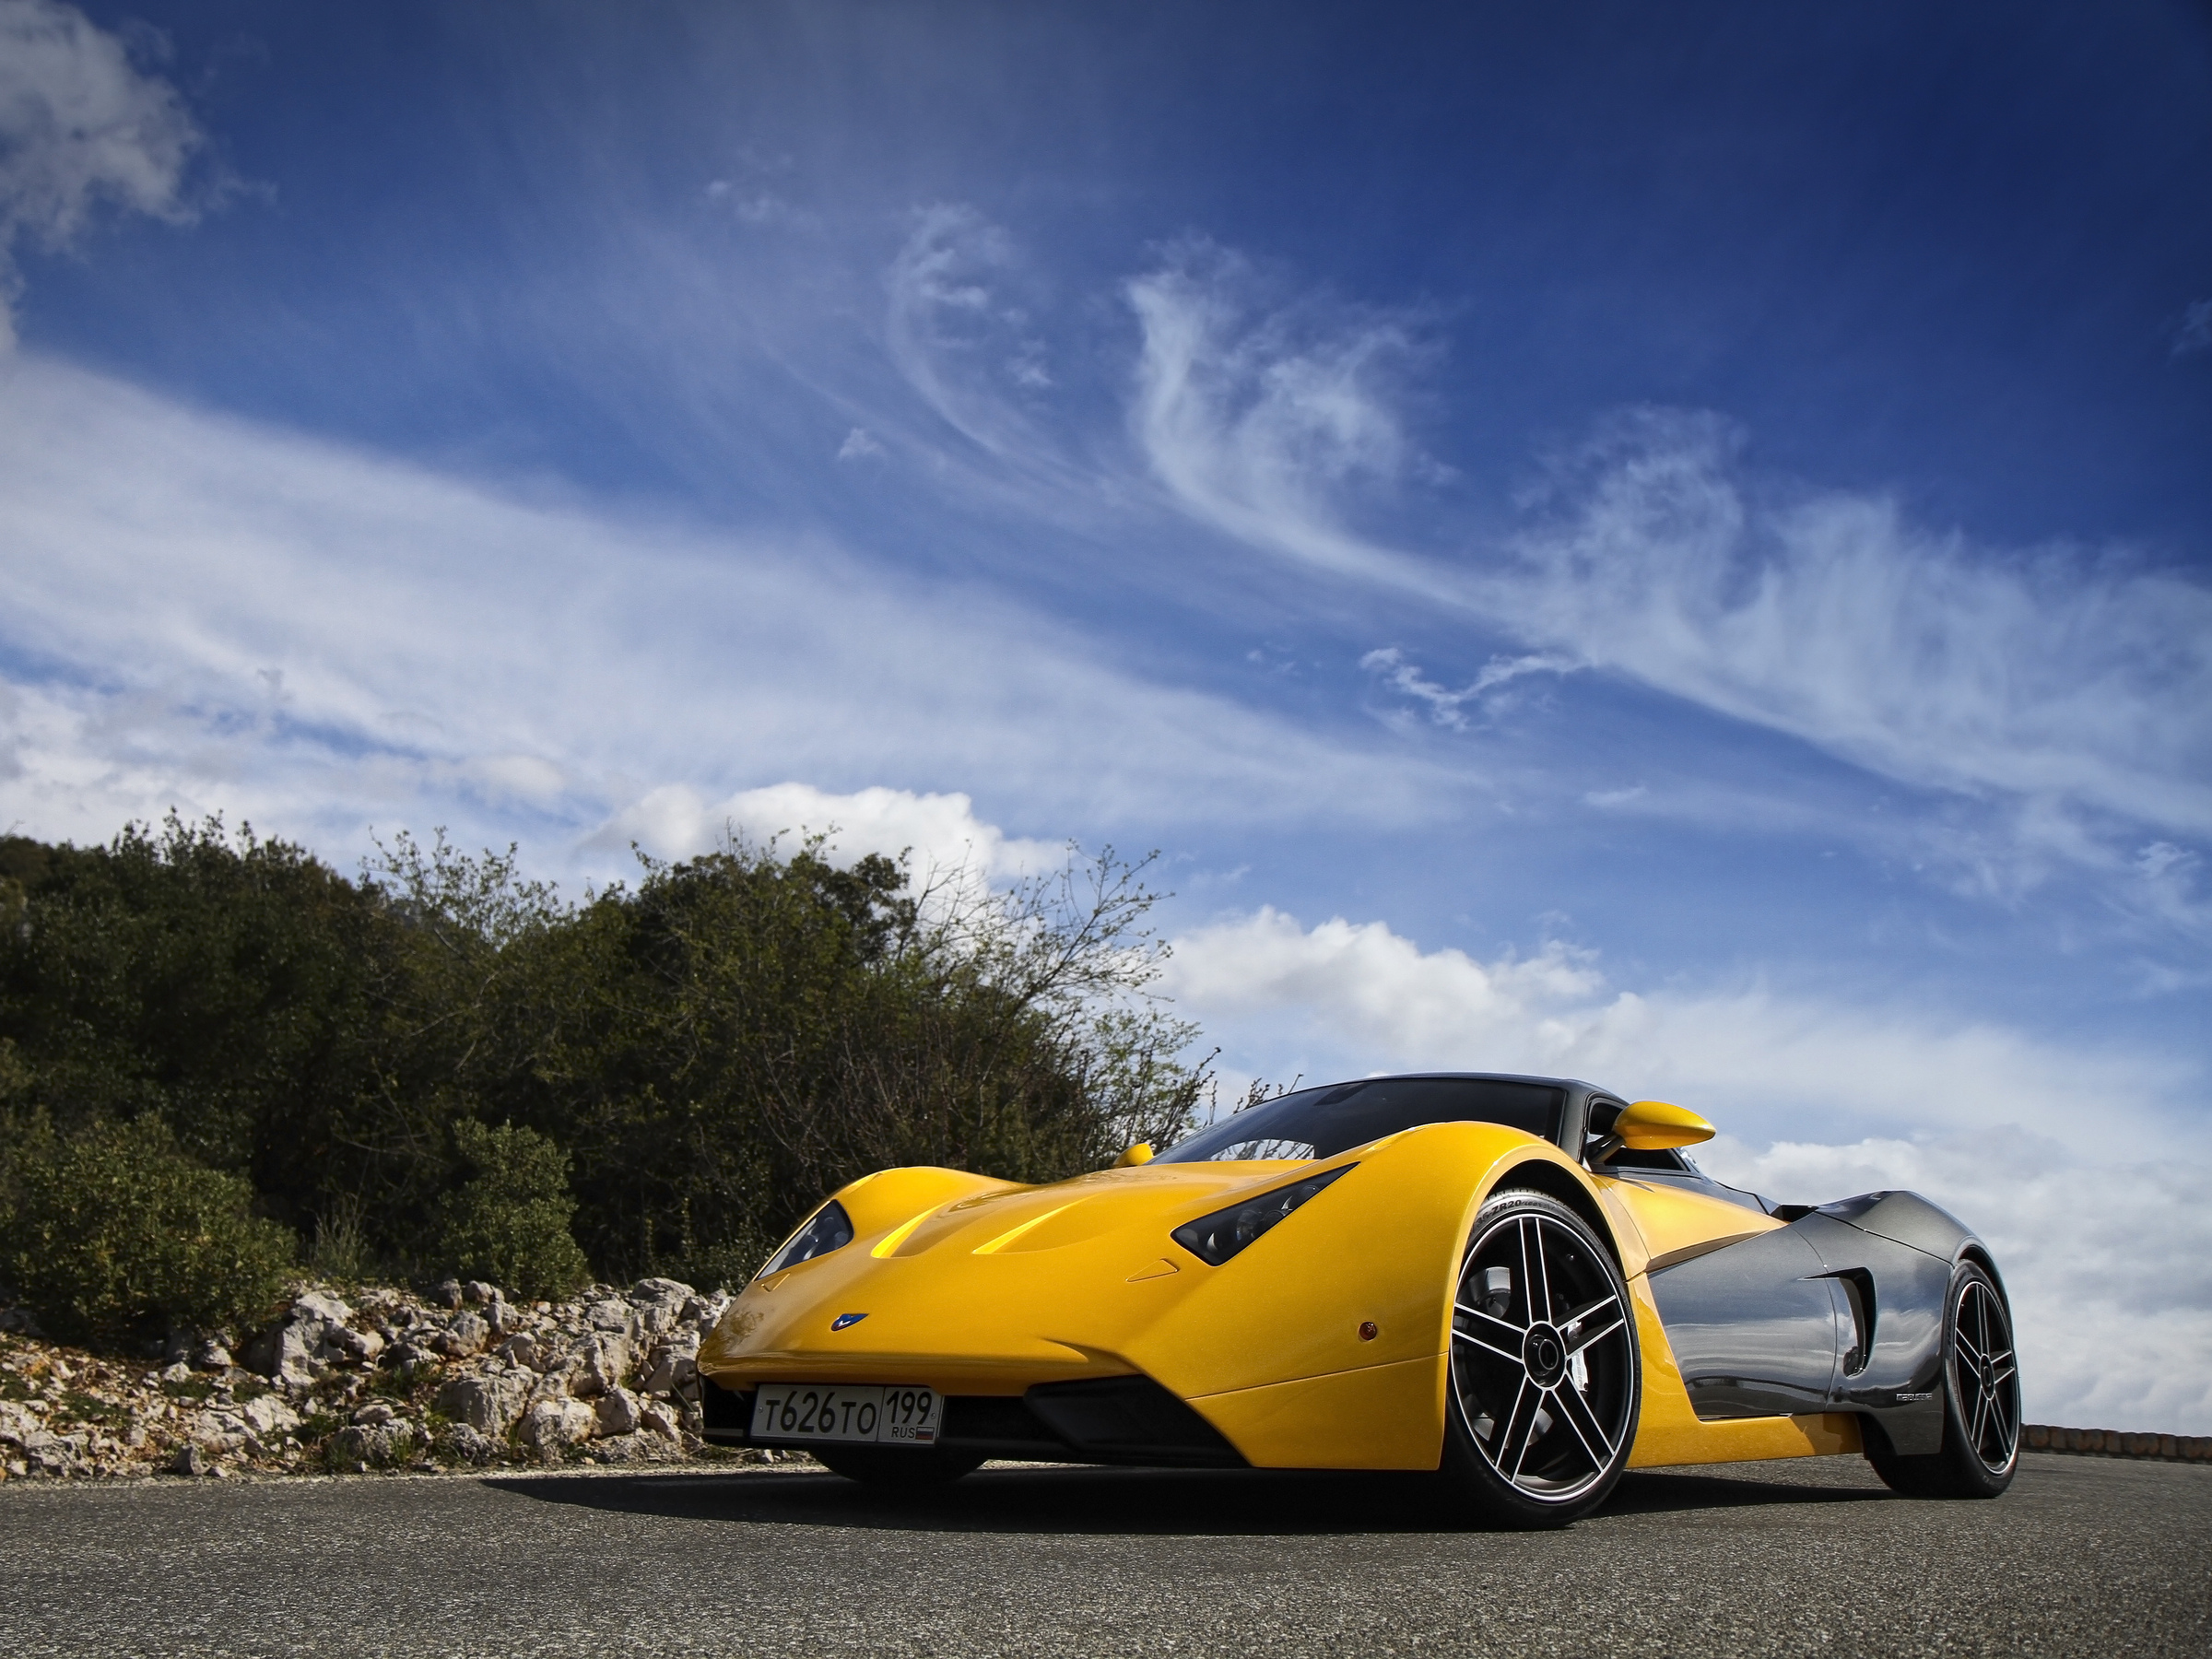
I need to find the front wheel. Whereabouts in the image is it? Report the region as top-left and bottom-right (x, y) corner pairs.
(1441, 1188), (1640, 1528)
(1865, 1259), (2019, 1499)
(811, 1444), (986, 1488)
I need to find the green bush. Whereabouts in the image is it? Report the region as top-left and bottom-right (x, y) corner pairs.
(431, 1119), (590, 1300)
(2, 1117), (295, 1347)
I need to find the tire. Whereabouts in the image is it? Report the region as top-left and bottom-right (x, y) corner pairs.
(1864, 1259), (2019, 1499)
(1441, 1188), (1639, 1528)
(810, 1444), (986, 1488)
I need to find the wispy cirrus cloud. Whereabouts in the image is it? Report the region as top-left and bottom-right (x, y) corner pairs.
(1124, 241), (1459, 601)
(0, 0), (207, 347)
(0, 354), (1460, 870)
(1501, 409), (2212, 839)
(1360, 646), (1578, 730)
(884, 204), (1056, 461)
(1123, 252), (2212, 896)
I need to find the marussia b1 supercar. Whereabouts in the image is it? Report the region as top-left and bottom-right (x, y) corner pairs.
(698, 1073), (2021, 1524)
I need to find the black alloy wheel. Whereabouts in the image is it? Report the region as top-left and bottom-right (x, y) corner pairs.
(1865, 1259), (2020, 1499)
(1441, 1188), (1640, 1528)
(811, 1444), (986, 1487)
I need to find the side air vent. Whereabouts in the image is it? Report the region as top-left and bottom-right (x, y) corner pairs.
(1831, 1269), (1877, 1376)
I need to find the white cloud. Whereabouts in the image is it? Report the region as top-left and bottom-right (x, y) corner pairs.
(836, 426), (883, 461)
(1124, 254), (2212, 881)
(1124, 242), (1460, 602)
(1160, 906), (2191, 1147)
(0, 354), (1454, 872)
(884, 204), (1049, 459)
(1500, 410), (2212, 841)
(0, 0), (204, 346)
(1360, 645), (1578, 729)
(1160, 904), (2212, 1430)
(586, 781), (1065, 888)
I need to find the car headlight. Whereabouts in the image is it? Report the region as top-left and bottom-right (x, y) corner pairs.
(1171, 1165), (1355, 1265)
(759, 1199), (855, 1276)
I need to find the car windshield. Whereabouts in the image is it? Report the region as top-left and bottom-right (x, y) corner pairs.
(1157, 1077), (1565, 1163)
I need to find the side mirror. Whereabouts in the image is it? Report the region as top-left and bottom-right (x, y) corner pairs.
(1112, 1143), (1156, 1169)
(1615, 1100), (1716, 1150)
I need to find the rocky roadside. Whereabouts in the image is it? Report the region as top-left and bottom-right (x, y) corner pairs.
(0, 1277), (805, 1482)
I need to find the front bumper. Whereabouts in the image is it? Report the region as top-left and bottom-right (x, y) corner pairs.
(700, 1372), (1248, 1467)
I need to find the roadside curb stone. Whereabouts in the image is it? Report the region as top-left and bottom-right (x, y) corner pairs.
(2023, 1423), (2211, 1462)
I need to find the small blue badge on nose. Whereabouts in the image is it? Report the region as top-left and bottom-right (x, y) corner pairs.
(830, 1312), (868, 1331)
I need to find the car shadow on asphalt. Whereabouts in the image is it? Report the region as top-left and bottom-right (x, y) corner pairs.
(485, 1459), (1895, 1535)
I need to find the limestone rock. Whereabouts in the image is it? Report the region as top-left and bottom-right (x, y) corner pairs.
(630, 1279), (694, 1335)
(171, 1443), (211, 1477)
(431, 1279), (465, 1311)
(292, 1289), (354, 1329)
(242, 1322), (319, 1384)
(678, 1294), (724, 1328)
(586, 1298), (636, 1335)
(444, 1423), (496, 1465)
(594, 1387), (641, 1438)
(435, 1371), (533, 1438)
(442, 1312), (490, 1357)
(383, 1341), (440, 1380)
(324, 1324), (384, 1364)
(496, 1334), (539, 1370)
(333, 1420), (414, 1466)
(520, 1397), (595, 1453)
(640, 1338), (699, 1395)
(463, 1280), (501, 1306)
(185, 1410), (249, 1454)
(569, 1333), (630, 1398)
(240, 1395), (301, 1438)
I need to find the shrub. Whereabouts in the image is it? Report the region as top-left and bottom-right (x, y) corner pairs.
(431, 1120), (589, 1300)
(1, 1116), (295, 1347)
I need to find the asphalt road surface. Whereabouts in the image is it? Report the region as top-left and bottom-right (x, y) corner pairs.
(4, 1453), (2206, 1657)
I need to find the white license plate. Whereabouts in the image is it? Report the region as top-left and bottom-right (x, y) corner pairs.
(748, 1383), (944, 1445)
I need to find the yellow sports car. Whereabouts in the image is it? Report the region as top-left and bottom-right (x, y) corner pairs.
(697, 1072), (2020, 1524)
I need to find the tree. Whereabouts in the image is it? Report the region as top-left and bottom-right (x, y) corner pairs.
(0, 818), (1211, 1300)
(2, 1116), (295, 1346)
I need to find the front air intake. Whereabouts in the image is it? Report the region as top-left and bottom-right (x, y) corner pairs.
(1020, 1375), (1245, 1466)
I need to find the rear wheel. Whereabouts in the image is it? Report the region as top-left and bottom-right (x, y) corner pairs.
(1441, 1189), (1639, 1528)
(811, 1444), (985, 1488)
(1864, 1260), (2019, 1499)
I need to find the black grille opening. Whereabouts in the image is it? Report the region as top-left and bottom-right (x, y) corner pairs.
(1018, 1375), (1245, 1466)
(700, 1380), (752, 1442)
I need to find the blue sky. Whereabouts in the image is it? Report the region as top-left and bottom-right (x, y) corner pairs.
(2, 0), (2209, 1426)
